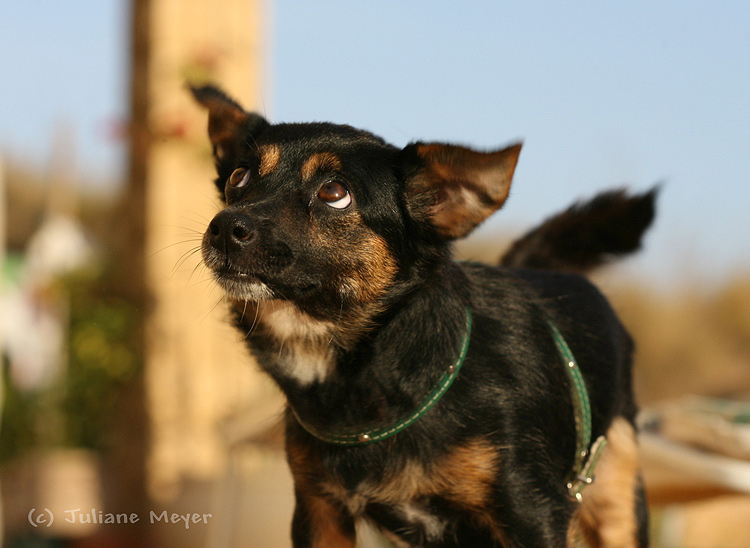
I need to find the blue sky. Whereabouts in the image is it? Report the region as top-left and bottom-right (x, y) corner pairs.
(2, 1), (750, 286)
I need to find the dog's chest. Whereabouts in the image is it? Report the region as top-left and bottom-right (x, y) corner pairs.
(314, 439), (501, 544)
(321, 471), (450, 545)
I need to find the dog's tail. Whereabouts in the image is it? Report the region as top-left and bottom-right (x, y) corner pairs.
(500, 187), (658, 275)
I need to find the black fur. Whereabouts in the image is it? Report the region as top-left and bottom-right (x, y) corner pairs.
(501, 188), (659, 274)
(191, 84), (656, 547)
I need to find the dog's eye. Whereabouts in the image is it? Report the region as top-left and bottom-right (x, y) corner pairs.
(228, 167), (250, 189)
(317, 181), (352, 209)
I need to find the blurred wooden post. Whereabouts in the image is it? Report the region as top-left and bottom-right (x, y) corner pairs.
(105, 1), (152, 545)
(128, 0), (276, 506)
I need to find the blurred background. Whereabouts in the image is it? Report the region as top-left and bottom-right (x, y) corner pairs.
(1, 1), (749, 547)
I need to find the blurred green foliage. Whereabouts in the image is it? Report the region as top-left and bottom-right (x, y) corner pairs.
(1, 265), (140, 462)
(0, 369), (37, 462)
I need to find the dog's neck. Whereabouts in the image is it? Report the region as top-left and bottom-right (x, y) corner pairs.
(254, 300), (339, 386)
(233, 262), (470, 432)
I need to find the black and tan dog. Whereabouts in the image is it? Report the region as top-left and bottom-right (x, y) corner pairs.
(191, 85), (656, 548)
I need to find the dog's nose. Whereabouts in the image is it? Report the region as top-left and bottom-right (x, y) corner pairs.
(207, 210), (255, 251)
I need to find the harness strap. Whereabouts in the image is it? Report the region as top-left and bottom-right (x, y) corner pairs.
(548, 321), (608, 502)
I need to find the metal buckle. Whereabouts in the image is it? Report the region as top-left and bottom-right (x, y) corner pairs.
(567, 475), (594, 503)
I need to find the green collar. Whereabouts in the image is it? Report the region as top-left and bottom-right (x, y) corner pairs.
(548, 321), (608, 502)
(291, 307), (472, 446)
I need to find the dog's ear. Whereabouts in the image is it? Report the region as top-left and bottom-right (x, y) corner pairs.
(401, 142), (522, 239)
(189, 84), (269, 180)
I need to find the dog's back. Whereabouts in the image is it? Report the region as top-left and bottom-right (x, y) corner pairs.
(497, 186), (658, 423)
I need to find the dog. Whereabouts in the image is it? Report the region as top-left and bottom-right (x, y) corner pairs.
(191, 84), (656, 548)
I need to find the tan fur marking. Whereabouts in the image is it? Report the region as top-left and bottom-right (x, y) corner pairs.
(301, 152), (343, 181)
(206, 102), (248, 140)
(357, 441), (505, 543)
(438, 442), (509, 544)
(287, 438), (356, 547)
(203, 101), (249, 160)
(411, 143), (521, 239)
(307, 496), (356, 548)
(290, 434), (508, 544)
(311, 442), (499, 508)
(438, 441), (499, 509)
(567, 417), (641, 548)
(343, 232), (398, 304)
(303, 212), (399, 345)
(258, 144), (281, 177)
(287, 435), (319, 487)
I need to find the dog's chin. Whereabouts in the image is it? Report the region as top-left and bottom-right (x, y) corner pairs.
(213, 273), (275, 302)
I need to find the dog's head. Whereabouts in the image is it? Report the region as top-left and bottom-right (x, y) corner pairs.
(192, 85), (521, 328)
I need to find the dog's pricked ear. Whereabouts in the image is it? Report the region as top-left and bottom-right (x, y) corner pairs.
(402, 142), (522, 239)
(189, 84), (269, 167)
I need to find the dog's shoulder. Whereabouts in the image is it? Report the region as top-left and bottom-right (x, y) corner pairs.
(459, 261), (631, 387)
(458, 261), (605, 320)
(462, 262), (619, 327)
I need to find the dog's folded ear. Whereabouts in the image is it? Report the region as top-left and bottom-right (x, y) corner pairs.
(189, 84), (269, 172)
(401, 142), (522, 239)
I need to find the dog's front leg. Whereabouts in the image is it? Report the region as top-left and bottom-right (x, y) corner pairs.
(291, 489), (356, 548)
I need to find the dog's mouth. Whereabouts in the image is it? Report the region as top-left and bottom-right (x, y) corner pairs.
(201, 237), (323, 305)
(211, 268), (274, 301)
(211, 266), (319, 302)
(215, 267), (261, 282)
(202, 243), (279, 301)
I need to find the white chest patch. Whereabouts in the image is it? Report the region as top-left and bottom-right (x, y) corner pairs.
(321, 480), (448, 545)
(259, 301), (335, 340)
(258, 301), (337, 385)
(397, 503), (448, 542)
(275, 341), (336, 385)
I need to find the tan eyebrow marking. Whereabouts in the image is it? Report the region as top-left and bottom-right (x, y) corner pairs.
(258, 144), (281, 177)
(300, 152), (343, 181)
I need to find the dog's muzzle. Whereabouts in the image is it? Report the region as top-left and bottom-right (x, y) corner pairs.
(202, 209), (304, 301)
(207, 209), (256, 256)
